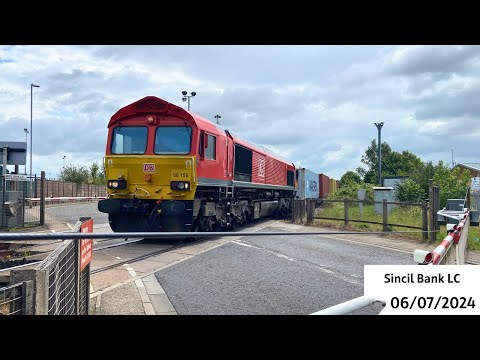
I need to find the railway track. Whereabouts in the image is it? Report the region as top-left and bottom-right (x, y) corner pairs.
(90, 236), (209, 274)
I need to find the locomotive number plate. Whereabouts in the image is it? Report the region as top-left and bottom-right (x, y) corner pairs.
(171, 169), (191, 180)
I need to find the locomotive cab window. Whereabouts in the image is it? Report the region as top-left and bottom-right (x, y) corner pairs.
(111, 126), (148, 154)
(154, 126), (192, 154)
(205, 134), (216, 160)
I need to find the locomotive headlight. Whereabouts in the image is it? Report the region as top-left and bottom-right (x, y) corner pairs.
(170, 181), (191, 191)
(107, 179), (127, 190)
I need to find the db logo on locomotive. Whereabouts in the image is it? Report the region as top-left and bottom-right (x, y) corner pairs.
(143, 163), (156, 172)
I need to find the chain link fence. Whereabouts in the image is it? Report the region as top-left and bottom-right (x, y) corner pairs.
(0, 282), (25, 315)
(42, 240), (78, 315)
(0, 218), (92, 315)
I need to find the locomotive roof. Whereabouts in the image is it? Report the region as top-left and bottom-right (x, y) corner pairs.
(109, 96), (294, 167)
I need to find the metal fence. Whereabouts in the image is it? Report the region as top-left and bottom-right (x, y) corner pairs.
(38, 240), (78, 315)
(42, 198), (101, 224)
(0, 219), (91, 315)
(1, 176), (29, 228)
(0, 282), (25, 315)
(40, 180), (106, 198)
(78, 262), (90, 315)
(35, 220), (90, 315)
(2, 173), (107, 229)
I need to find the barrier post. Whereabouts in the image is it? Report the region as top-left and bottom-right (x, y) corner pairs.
(40, 171), (45, 225)
(306, 199), (313, 225)
(429, 179), (435, 242)
(78, 216), (93, 315)
(383, 199), (388, 231)
(422, 201), (428, 241)
(344, 198), (349, 226)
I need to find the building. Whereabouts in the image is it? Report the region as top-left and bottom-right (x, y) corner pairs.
(456, 163), (480, 178)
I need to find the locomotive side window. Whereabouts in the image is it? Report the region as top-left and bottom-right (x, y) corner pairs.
(154, 126), (192, 154)
(234, 144), (252, 182)
(205, 134), (216, 160)
(199, 131), (204, 157)
(111, 126), (148, 154)
(287, 170), (294, 186)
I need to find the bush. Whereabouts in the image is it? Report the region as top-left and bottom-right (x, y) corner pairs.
(395, 179), (425, 202)
(327, 182), (375, 201)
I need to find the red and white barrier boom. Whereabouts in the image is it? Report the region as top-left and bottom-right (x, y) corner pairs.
(414, 207), (470, 265)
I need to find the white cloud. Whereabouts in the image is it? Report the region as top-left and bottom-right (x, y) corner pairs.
(1, 45), (480, 181)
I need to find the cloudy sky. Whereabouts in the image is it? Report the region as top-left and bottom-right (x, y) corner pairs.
(1, 45), (479, 180)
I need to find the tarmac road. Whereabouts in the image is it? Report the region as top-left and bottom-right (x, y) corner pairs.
(154, 224), (415, 315)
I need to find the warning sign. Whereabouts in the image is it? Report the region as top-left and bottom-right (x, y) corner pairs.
(79, 219), (93, 271)
(472, 177), (480, 194)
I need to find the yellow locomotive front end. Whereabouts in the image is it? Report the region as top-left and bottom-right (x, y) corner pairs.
(97, 96), (200, 233)
(99, 155), (198, 232)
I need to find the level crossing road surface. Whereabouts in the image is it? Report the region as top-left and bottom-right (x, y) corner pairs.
(152, 224), (415, 315)
(51, 204), (418, 315)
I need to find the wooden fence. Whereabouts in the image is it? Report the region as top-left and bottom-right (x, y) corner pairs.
(292, 198), (436, 241)
(33, 179), (107, 198)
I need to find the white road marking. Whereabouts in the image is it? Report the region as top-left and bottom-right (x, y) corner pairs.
(115, 256), (121, 260)
(234, 236), (358, 284)
(277, 253), (295, 262)
(232, 241), (254, 248)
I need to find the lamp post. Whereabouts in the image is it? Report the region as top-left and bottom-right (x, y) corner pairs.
(451, 148), (454, 169)
(30, 83), (40, 196)
(63, 155), (66, 168)
(374, 122), (384, 186)
(181, 90), (196, 111)
(23, 128), (29, 175)
(214, 114), (221, 125)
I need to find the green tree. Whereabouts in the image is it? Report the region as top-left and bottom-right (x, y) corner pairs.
(409, 160), (436, 200)
(358, 140), (423, 185)
(395, 179), (425, 202)
(359, 140), (393, 184)
(340, 171), (362, 187)
(327, 182), (375, 202)
(433, 161), (471, 208)
(89, 162), (106, 185)
(383, 150), (423, 177)
(59, 164), (89, 184)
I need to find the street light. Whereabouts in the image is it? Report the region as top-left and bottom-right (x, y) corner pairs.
(181, 90), (196, 111)
(374, 122), (384, 186)
(451, 148), (454, 169)
(24, 128), (29, 175)
(214, 114), (221, 125)
(30, 83), (40, 196)
(63, 155), (66, 168)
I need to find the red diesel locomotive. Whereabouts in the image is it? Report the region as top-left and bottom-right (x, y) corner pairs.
(98, 96), (296, 232)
